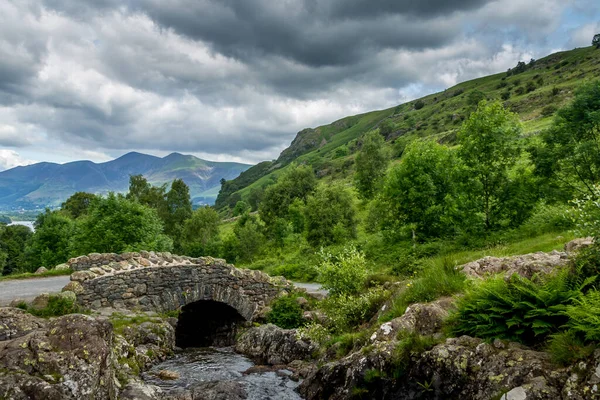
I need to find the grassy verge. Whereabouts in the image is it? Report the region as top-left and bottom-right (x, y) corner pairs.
(0, 268), (72, 282)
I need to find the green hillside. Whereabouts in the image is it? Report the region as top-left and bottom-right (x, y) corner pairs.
(217, 46), (600, 209)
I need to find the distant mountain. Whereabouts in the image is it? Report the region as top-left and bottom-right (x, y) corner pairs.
(0, 152), (252, 210)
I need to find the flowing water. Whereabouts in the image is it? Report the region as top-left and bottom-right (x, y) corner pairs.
(142, 347), (303, 399)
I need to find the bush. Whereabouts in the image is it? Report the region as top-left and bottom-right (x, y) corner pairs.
(316, 245), (369, 296)
(448, 269), (593, 346)
(518, 203), (574, 236)
(414, 100), (425, 110)
(323, 288), (389, 332)
(28, 295), (81, 317)
(296, 322), (331, 345)
(501, 91), (511, 101)
(541, 105), (558, 117)
(547, 331), (594, 365)
(267, 295), (305, 329)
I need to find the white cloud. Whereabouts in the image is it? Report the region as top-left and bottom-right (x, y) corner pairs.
(0, 150), (35, 171)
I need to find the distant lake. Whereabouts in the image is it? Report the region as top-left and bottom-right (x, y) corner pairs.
(8, 221), (35, 232)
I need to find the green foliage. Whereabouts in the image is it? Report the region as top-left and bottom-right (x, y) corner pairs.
(569, 183), (600, 237)
(355, 131), (389, 200)
(541, 105), (558, 117)
(384, 260), (466, 321)
(381, 140), (458, 239)
(259, 165), (317, 237)
(304, 184), (356, 246)
(533, 81), (600, 197)
(458, 100), (523, 230)
(71, 193), (173, 255)
(61, 192), (98, 218)
(316, 246), (369, 296)
(547, 331), (594, 366)
(563, 289), (600, 342)
(414, 100), (425, 110)
(593, 34), (600, 49)
(448, 269), (593, 346)
(181, 206), (221, 257)
(378, 120), (395, 137)
(27, 295), (81, 318)
(467, 90), (486, 106)
(233, 200), (251, 216)
(164, 179), (193, 248)
(323, 288), (388, 333)
(0, 224), (33, 275)
(267, 295), (305, 329)
(226, 214), (265, 263)
(25, 210), (74, 271)
(296, 322), (331, 345)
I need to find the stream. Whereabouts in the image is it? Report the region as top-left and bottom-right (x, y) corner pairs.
(142, 347), (303, 399)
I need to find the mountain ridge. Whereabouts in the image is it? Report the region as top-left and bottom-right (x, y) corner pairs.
(0, 152), (252, 210)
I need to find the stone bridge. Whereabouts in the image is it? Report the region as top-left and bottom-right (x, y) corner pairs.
(62, 252), (292, 346)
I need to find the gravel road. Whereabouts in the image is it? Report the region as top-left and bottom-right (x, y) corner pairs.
(0, 275), (70, 306)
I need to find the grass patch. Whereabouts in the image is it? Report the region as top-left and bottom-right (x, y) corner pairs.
(0, 268), (72, 281)
(22, 294), (82, 317)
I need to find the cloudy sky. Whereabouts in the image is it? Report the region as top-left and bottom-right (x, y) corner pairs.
(0, 0), (599, 169)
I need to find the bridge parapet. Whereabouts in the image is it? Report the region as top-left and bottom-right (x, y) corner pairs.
(62, 252), (291, 320)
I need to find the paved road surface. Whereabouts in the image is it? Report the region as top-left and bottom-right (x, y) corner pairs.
(0, 275), (70, 306)
(0, 276), (327, 306)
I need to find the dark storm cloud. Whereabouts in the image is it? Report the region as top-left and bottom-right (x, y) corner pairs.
(137, 0), (490, 67)
(0, 0), (588, 165)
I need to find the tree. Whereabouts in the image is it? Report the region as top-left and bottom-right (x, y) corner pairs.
(458, 100), (522, 230)
(378, 120), (395, 137)
(164, 179), (193, 247)
(304, 184), (356, 246)
(354, 131), (389, 200)
(71, 193), (172, 255)
(182, 206), (221, 257)
(593, 34), (600, 49)
(0, 224), (33, 274)
(233, 200), (251, 216)
(532, 81), (600, 198)
(61, 192), (98, 218)
(382, 140), (458, 239)
(25, 210), (74, 271)
(126, 175), (168, 213)
(259, 165), (316, 234)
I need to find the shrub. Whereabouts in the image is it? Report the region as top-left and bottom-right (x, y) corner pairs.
(296, 322), (331, 345)
(414, 100), (425, 110)
(267, 295), (305, 329)
(28, 295), (81, 317)
(323, 288), (389, 332)
(501, 91), (511, 101)
(515, 86), (525, 95)
(316, 246), (369, 296)
(551, 87), (561, 96)
(541, 105), (558, 117)
(548, 331), (594, 365)
(448, 269), (594, 346)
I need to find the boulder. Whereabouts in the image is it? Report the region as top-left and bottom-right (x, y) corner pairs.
(461, 250), (569, 279)
(62, 280), (84, 294)
(0, 307), (46, 341)
(0, 313), (118, 399)
(34, 266), (48, 274)
(565, 237), (594, 253)
(120, 382), (163, 400)
(158, 369), (180, 380)
(189, 381), (247, 400)
(54, 263), (70, 271)
(30, 293), (50, 310)
(370, 297), (453, 342)
(235, 324), (316, 365)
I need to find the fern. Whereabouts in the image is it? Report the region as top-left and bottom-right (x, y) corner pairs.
(448, 268), (592, 346)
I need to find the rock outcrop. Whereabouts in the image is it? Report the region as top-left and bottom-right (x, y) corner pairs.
(0, 312), (117, 400)
(235, 323), (316, 365)
(460, 250), (569, 279)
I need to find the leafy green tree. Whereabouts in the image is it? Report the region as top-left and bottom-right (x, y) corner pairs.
(182, 206), (221, 257)
(304, 184), (356, 246)
(378, 120), (395, 137)
(233, 200), (251, 216)
(355, 131), (389, 200)
(316, 245), (369, 296)
(259, 165), (316, 235)
(232, 214), (265, 263)
(532, 81), (600, 197)
(61, 192), (98, 218)
(458, 100), (523, 230)
(25, 210), (75, 270)
(593, 34), (600, 49)
(164, 179), (193, 247)
(0, 224), (33, 274)
(467, 90), (486, 106)
(71, 193), (172, 255)
(382, 140), (458, 239)
(126, 175), (168, 213)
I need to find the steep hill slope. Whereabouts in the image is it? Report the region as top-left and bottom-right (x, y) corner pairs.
(216, 45), (600, 209)
(0, 152), (251, 210)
